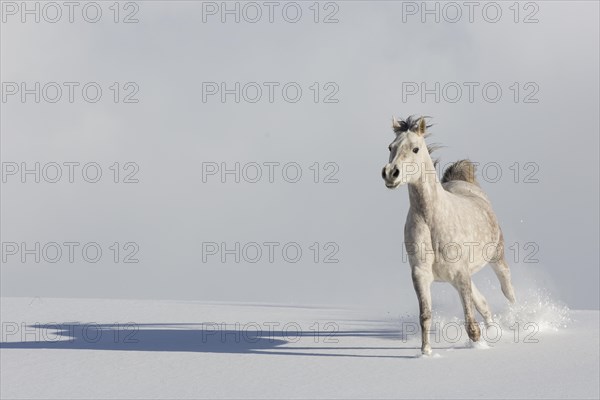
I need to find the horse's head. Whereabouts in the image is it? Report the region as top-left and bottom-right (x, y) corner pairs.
(381, 115), (432, 189)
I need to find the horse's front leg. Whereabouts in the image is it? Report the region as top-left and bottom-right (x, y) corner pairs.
(454, 274), (481, 343)
(411, 266), (434, 355)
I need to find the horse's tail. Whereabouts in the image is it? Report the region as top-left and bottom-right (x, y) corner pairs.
(441, 159), (479, 186)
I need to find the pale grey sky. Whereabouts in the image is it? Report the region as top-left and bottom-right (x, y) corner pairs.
(1, 1), (598, 310)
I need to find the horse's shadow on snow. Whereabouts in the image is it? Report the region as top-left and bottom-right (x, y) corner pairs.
(0, 322), (464, 359)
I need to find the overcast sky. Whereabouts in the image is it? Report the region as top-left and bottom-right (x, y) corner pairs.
(1, 1), (598, 311)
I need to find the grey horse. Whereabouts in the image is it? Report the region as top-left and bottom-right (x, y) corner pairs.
(381, 115), (516, 355)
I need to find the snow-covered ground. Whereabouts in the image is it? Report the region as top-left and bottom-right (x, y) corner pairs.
(1, 296), (598, 399)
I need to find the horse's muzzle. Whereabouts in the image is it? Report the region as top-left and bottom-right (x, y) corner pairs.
(382, 164), (401, 189)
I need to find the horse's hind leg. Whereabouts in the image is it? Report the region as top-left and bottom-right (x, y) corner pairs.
(491, 258), (516, 304)
(471, 281), (493, 327)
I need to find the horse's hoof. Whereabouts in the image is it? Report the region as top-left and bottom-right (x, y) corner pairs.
(467, 323), (481, 342)
(421, 346), (432, 356)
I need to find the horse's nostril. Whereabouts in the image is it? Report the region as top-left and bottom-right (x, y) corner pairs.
(392, 168), (400, 178)
(381, 167), (387, 179)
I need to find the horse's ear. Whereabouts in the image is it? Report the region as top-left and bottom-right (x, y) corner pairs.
(417, 117), (427, 136)
(392, 116), (401, 132)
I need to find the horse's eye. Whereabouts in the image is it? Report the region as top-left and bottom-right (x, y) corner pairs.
(388, 145), (392, 152)
(413, 147), (419, 153)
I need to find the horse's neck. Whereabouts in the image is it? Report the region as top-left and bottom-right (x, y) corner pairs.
(407, 160), (445, 222)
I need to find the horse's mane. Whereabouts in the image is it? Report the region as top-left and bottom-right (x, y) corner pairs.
(393, 115), (441, 167)
(392, 115), (433, 134)
(442, 159), (480, 186)
(391, 116), (480, 185)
